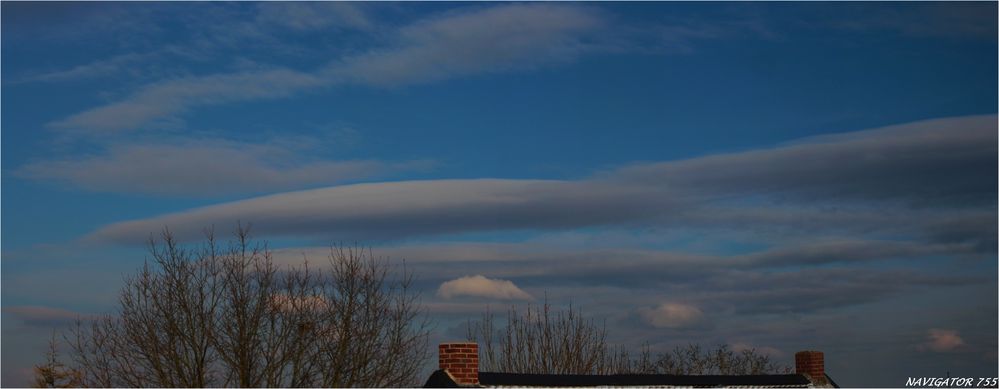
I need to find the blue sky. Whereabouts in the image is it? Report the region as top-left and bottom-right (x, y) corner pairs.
(2, 2), (997, 386)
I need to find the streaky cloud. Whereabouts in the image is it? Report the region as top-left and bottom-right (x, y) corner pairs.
(51, 69), (325, 133)
(86, 178), (666, 244)
(86, 115), (997, 245)
(609, 115), (997, 205)
(51, 4), (606, 133)
(17, 137), (433, 196)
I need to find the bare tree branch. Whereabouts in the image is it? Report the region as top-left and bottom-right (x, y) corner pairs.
(55, 227), (430, 387)
(467, 302), (789, 375)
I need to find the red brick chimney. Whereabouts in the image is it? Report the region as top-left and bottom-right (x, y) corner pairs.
(795, 350), (827, 385)
(439, 342), (479, 386)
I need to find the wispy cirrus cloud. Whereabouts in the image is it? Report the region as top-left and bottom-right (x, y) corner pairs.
(17, 136), (433, 196)
(254, 2), (374, 32)
(84, 115), (996, 244)
(826, 2), (997, 40)
(50, 69), (326, 134)
(50, 4), (607, 134)
(6, 52), (155, 85)
(5, 3), (374, 88)
(328, 4), (603, 87)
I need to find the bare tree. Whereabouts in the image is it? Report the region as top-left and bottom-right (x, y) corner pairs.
(623, 343), (791, 375)
(467, 302), (616, 374)
(467, 303), (788, 375)
(62, 227), (430, 387)
(32, 332), (82, 388)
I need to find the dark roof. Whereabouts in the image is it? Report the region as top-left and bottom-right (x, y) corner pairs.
(479, 372), (813, 387)
(424, 370), (817, 388)
(825, 373), (839, 388)
(424, 370), (461, 388)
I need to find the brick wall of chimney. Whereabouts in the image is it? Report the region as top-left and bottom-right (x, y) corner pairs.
(795, 350), (827, 385)
(439, 342), (479, 386)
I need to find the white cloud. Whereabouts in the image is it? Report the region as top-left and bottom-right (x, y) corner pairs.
(437, 275), (533, 301)
(637, 302), (704, 328)
(923, 328), (965, 352)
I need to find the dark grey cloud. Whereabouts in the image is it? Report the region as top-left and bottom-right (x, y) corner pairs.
(919, 212), (998, 254)
(373, 239), (982, 294)
(736, 240), (973, 267)
(672, 206), (995, 250)
(826, 2), (997, 40)
(417, 262), (993, 386)
(68, 115), (996, 389)
(609, 115), (997, 206)
(271, 234), (988, 317)
(2, 306), (84, 327)
(697, 268), (985, 315)
(86, 115), (997, 245)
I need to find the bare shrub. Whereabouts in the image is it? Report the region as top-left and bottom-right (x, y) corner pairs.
(467, 302), (613, 374)
(32, 332), (82, 388)
(467, 302), (788, 375)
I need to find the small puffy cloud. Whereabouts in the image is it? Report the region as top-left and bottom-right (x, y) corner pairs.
(923, 328), (964, 352)
(638, 302), (703, 329)
(437, 275), (533, 301)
